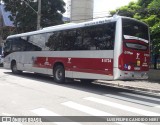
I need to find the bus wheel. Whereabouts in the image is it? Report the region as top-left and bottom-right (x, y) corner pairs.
(53, 65), (65, 83)
(11, 61), (22, 74)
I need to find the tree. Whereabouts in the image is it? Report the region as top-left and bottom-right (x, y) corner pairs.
(144, 0), (160, 69)
(3, 0), (66, 33)
(137, 0), (153, 8)
(0, 27), (14, 40)
(110, 2), (140, 18)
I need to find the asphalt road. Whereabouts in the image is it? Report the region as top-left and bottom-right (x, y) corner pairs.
(0, 67), (160, 125)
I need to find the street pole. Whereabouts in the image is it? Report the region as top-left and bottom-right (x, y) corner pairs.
(37, 0), (41, 30)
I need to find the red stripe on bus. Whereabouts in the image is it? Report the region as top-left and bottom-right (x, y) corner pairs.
(33, 57), (113, 75)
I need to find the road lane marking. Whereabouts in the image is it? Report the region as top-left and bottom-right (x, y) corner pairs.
(32, 108), (60, 116)
(104, 94), (159, 107)
(120, 92), (160, 102)
(62, 101), (145, 125)
(31, 108), (81, 125)
(84, 97), (160, 116)
(62, 101), (112, 116)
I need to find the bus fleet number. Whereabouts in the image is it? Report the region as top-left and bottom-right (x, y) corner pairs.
(102, 59), (112, 63)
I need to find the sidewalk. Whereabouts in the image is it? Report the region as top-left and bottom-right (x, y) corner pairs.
(98, 80), (160, 94)
(98, 69), (160, 94)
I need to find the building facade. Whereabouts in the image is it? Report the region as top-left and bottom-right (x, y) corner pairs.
(67, 0), (93, 23)
(0, 3), (14, 46)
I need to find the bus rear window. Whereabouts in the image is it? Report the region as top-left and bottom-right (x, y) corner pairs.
(122, 18), (149, 41)
(125, 42), (148, 50)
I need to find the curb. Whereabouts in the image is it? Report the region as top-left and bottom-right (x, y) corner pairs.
(97, 80), (160, 95)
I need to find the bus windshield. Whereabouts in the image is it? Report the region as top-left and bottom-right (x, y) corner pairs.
(122, 18), (149, 41)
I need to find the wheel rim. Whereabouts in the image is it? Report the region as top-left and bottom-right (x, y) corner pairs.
(55, 68), (63, 81)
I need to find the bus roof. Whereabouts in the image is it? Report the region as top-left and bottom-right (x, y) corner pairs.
(6, 16), (144, 39)
(42, 23), (77, 30)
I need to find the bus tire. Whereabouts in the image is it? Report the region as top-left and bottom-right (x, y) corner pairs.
(53, 65), (65, 83)
(11, 61), (22, 74)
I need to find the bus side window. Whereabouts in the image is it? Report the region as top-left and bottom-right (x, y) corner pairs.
(32, 34), (46, 51)
(74, 29), (84, 50)
(93, 23), (116, 50)
(55, 32), (63, 51)
(63, 30), (76, 51)
(46, 32), (55, 51)
(4, 39), (12, 52)
(83, 28), (92, 50)
(82, 25), (102, 50)
(3, 39), (12, 57)
(19, 37), (28, 51)
(27, 35), (42, 51)
(46, 32), (63, 51)
(11, 38), (26, 51)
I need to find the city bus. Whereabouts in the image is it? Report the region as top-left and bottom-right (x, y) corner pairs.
(3, 16), (150, 83)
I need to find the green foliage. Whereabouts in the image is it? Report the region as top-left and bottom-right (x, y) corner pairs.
(110, 2), (140, 18)
(147, 0), (160, 55)
(0, 27), (14, 40)
(137, 0), (153, 8)
(3, 0), (66, 33)
(152, 22), (160, 34)
(143, 15), (159, 27)
(148, 0), (160, 8)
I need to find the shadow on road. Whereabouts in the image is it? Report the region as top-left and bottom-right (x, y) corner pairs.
(4, 71), (118, 93)
(3, 71), (160, 106)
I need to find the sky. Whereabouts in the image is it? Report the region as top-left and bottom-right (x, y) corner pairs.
(63, 0), (137, 18)
(94, 0), (137, 17)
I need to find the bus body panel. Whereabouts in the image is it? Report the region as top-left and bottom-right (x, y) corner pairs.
(4, 50), (114, 80)
(113, 17), (123, 80)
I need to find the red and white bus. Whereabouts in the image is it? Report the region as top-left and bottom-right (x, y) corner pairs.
(3, 16), (150, 83)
